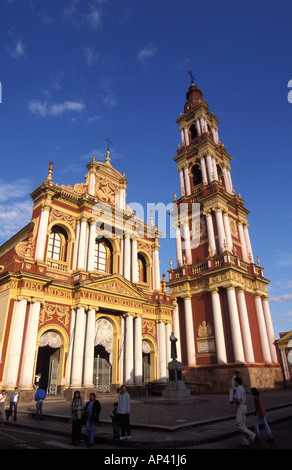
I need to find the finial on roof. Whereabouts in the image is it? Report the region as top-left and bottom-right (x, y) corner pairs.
(105, 149), (111, 165)
(188, 70), (195, 85)
(47, 161), (54, 181)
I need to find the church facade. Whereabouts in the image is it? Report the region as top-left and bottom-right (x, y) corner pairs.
(167, 79), (282, 391)
(0, 79), (284, 399)
(0, 151), (173, 400)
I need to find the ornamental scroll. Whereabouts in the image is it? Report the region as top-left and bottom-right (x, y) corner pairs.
(39, 302), (70, 331)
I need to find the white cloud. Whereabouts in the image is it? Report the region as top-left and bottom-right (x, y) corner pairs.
(137, 44), (157, 64)
(84, 47), (100, 67)
(270, 293), (292, 303)
(7, 39), (26, 59)
(0, 179), (32, 202)
(0, 180), (33, 244)
(0, 200), (33, 244)
(64, 2), (102, 30)
(29, 100), (85, 117)
(99, 77), (117, 107)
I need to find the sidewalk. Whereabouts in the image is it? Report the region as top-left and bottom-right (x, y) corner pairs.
(4, 389), (292, 448)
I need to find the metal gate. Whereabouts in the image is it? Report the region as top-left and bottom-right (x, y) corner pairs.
(93, 357), (111, 393)
(48, 355), (59, 395)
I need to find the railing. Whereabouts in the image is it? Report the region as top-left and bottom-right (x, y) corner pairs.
(46, 258), (69, 272)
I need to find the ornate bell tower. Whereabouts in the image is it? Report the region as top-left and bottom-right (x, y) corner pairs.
(168, 75), (282, 391)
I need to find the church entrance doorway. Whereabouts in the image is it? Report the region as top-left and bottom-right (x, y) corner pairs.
(142, 340), (151, 385)
(93, 318), (113, 393)
(35, 331), (61, 395)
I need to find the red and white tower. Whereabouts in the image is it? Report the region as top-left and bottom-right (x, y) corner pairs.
(168, 77), (282, 392)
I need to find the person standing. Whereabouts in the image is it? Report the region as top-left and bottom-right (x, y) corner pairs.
(84, 392), (101, 446)
(110, 402), (120, 439)
(7, 387), (19, 421)
(0, 390), (7, 424)
(34, 385), (46, 421)
(250, 387), (274, 441)
(117, 385), (131, 440)
(232, 377), (256, 448)
(70, 390), (85, 445)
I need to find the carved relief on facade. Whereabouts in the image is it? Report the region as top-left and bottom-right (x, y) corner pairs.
(96, 180), (119, 204)
(197, 321), (213, 338)
(142, 318), (156, 340)
(15, 218), (39, 259)
(49, 209), (76, 230)
(229, 218), (239, 239)
(39, 301), (70, 331)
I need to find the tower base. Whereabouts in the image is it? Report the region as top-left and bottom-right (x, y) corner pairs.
(183, 363), (284, 394)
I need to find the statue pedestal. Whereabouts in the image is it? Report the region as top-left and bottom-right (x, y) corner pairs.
(162, 359), (191, 401)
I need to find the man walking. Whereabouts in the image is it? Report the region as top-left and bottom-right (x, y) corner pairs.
(232, 377), (256, 448)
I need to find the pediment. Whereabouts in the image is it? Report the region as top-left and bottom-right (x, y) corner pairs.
(82, 274), (149, 300)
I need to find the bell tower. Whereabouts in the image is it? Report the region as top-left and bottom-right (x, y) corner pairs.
(168, 75), (282, 391)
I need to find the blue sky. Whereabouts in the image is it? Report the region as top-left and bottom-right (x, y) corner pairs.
(1, 0), (292, 339)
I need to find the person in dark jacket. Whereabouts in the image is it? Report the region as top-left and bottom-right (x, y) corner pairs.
(84, 392), (101, 446)
(34, 385), (46, 421)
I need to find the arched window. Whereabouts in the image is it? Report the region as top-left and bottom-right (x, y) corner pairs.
(189, 124), (198, 141)
(94, 239), (112, 273)
(137, 253), (147, 282)
(47, 226), (68, 261)
(192, 164), (202, 187)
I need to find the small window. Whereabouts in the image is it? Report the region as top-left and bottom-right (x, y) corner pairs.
(47, 226), (68, 261)
(192, 164), (202, 187)
(137, 254), (147, 282)
(94, 238), (112, 273)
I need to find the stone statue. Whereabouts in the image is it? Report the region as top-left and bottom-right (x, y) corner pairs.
(170, 332), (178, 359)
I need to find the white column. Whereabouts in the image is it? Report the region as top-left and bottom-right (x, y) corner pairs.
(124, 314), (134, 384)
(131, 238), (138, 283)
(215, 209), (226, 253)
(223, 212), (233, 252)
(88, 172), (96, 195)
(71, 306), (86, 387)
(212, 158), (219, 181)
(200, 157), (208, 184)
(262, 297), (278, 363)
(184, 128), (190, 146)
(77, 218), (88, 270)
(19, 300), (41, 388)
(66, 309), (76, 386)
(223, 167), (232, 193)
(180, 129), (185, 145)
(206, 155), (214, 182)
(35, 207), (50, 261)
(165, 322), (172, 365)
(123, 235), (131, 281)
(175, 226), (183, 267)
(179, 169), (186, 196)
(181, 221), (192, 264)
(87, 220), (96, 271)
(205, 212), (216, 255)
(119, 238), (124, 275)
(255, 296), (272, 363)
(83, 308), (96, 387)
(226, 287), (245, 363)
(172, 301), (181, 362)
(119, 189), (126, 210)
(134, 316), (143, 383)
(120, 316), (125, 384)
(157, 321), (167, 381)
(211, 289), (227, 364)
(200, 118), (207, 133)
(238, 222), (248, 262)
(183, 166), (191, 195)
(237, 290), (255, 363)
(4, 298), (27, 387)
(227, 169), (233, 193)
(280, 349), (290, 380)
(72, 222), (80, 270)
(184, 297), (196, 366)
(153, 248), (161, 290)
(196, 120), (201, 136)
(243, 224), (254, 263)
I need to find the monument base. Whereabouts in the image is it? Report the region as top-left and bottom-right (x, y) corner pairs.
(160, 359), (192, 404)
